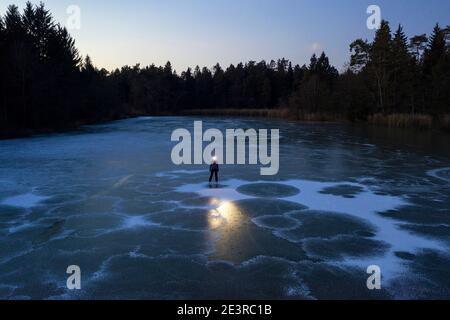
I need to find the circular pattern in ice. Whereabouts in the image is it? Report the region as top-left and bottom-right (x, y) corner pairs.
(236, 183), (300, 198)
(427, 167), (450, 183)
(252, 215), (300, 230)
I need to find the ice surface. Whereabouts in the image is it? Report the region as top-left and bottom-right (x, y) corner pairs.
(427, 167), (450, 183)
(0, 116), (449, 299)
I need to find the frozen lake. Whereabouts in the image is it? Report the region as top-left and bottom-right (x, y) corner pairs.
(0, 116), (449, 299)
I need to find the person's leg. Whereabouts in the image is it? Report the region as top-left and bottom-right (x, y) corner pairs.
(209, 171), (213, 183)
(215, 170), (218, 183)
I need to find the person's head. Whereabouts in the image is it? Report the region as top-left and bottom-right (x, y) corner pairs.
(212, 156), (217, 164)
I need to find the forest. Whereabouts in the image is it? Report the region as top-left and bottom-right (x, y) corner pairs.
(0, 2), (449, 138)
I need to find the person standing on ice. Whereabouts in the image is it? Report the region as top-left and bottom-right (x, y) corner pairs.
(209, 157), (219, 184)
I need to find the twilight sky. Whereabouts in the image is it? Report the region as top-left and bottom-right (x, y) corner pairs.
(2, 0), (449, 72)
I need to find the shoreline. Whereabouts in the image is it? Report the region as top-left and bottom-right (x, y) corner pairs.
(182, 109), (450, 130)
(1, 109), (449, 141)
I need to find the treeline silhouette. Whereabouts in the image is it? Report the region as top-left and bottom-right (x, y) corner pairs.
(0, 3), (449, 138)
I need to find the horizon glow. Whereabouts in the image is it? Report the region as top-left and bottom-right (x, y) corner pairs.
(1, 0), (449, 72)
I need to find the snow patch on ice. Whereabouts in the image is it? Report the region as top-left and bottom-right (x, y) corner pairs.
(122, 216), (156, 229)
(1, 192), (49, 209)
(176, 179), (254, 202)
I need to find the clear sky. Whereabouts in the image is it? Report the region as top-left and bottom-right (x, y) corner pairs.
(2, 0), (449, 72)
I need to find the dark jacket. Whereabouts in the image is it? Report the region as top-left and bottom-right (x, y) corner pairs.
(210, 163), (219, 172)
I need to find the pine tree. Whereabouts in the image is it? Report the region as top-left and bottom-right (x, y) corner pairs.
(316, 52), (339, 80)
(425, 24), (449, 118)
(33, 2), (54, 60)
(22, 2), (36, 38)
(4, 5), (23, 36)
(213, 63), (226, 107)
(288, 52), (337, 116)
(181, 67), (195, 108)
(422, 24), (447, 116)
(164, 61), (173, 74)
(369, 20), (392, 114)
(391, 25), (414, 113)
(424, 24), (446, 74)
(47, 25), (81, 70)
(308, 54), (318, 72)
